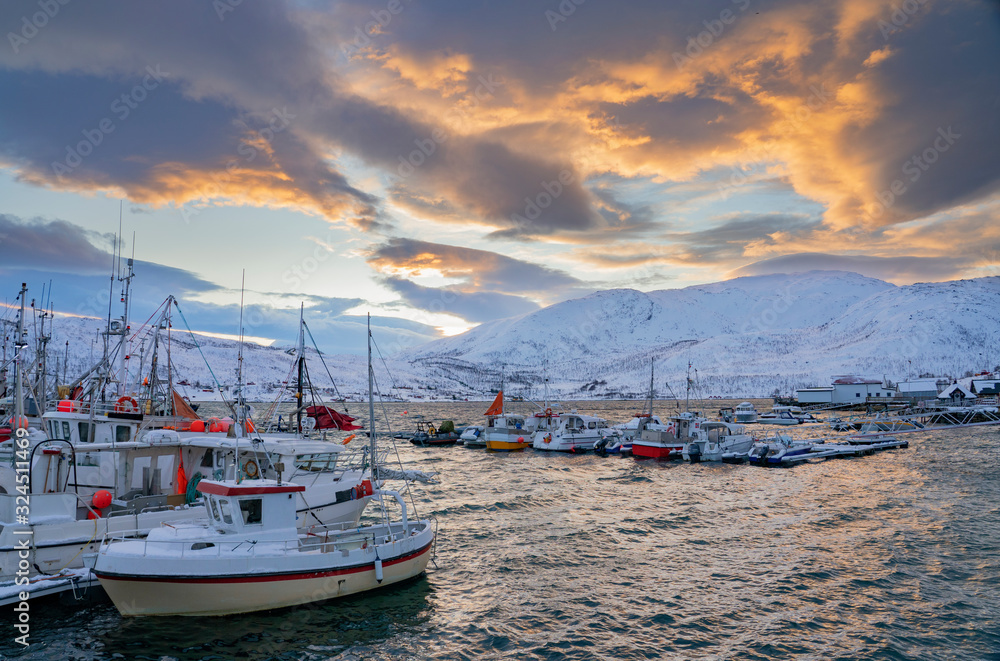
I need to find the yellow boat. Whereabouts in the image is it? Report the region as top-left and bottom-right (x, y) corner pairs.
(485, 436), (531, 451)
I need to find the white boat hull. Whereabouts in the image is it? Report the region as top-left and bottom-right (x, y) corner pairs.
(97, 540), (432, 616)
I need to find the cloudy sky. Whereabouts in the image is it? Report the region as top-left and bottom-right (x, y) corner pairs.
(1, 0), (998, 351)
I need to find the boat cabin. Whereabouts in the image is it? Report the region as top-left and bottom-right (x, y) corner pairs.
(196, 480), (304, 536)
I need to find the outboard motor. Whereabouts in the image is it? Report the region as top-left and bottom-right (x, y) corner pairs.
(688, 442), (702, 463)
(594, 437), (609, 457)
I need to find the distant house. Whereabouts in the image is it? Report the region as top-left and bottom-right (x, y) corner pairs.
(796, 376), (891, 405)
(937, 382), (976, 405)
(796, 387), (834, 404)
(831, 376), (891, 404)
(895, 378), (941, 400)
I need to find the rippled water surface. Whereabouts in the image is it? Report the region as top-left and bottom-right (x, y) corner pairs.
(5, 400), (1000, 660)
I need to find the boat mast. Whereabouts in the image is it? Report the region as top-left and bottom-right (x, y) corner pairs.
(543, 360), (549, 412)
(13, 283), (27, 427)
(647, 358), (655, 418)
(235, 272), (246, 480)
(684, 360), (692, 412)
(117, 249), (134, 398)
(296, 303), (305, 435)
(367, 313), (376, 473)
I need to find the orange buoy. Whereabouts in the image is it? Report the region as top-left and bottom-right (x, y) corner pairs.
(92, 489), (113, 509)
(245, 419), (255, 433)
(11, 416), (29, 429)
(190, 420), (206, 432)
(57, 400), (78, 412)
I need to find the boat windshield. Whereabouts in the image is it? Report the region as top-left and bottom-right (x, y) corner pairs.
(294, 453), (340, 472)
(217, 498), (234, 525)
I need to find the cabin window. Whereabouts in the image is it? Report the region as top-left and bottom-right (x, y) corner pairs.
(217, 498), (234, 525)
(116, 425), (131, 443)
(47, 421), (56, 438)
(239, 498), (263, 525)
(294, 453), (338, 472)
(78, 422), (91, 443)
(208, 497), (221, 522)
(855, 392), (861, 398)
(61, 421), (71, 440)
(200, 449), (213, 468)
(588, 422), (596, 429)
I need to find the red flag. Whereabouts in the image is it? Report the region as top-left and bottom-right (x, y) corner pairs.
(176, 450), (188, 495)
(484, 390), (503, 416)
(306, 406), (363, 431)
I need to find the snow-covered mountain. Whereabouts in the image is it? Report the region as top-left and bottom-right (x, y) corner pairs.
(5, 271), (999, 401)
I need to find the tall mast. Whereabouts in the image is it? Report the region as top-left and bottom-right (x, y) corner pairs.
(296, 303), (305, 435)
(684, 361), (691, 412)
(543, 360), (549, 411)
(647, 358), (655, 418)
(117, 248), (134, 398)
(500, 366), (505, 417)
(13, 283), (27, 426)
(236, 273), (246, 475)
(367, 314), (376, 471)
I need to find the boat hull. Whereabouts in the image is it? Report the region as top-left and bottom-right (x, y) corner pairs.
(485, 439), (530, 451)
(96, 541), (433, 617)
(631, 442), (683, 459)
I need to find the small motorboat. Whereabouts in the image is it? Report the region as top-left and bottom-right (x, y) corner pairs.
(593, 430), (632, 457)
(408, 420), (460, 446)
(91, 478), (433, 616)
(758, 409), (802, 425)
(458, 425), (484, 446)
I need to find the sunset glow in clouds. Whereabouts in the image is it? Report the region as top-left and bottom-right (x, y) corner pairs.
(1, 0), (998, 350)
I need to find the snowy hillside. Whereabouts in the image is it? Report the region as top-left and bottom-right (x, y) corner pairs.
(5, 271), (999, 401)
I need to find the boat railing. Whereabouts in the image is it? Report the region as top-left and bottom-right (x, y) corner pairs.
(97, 520), (417, 559)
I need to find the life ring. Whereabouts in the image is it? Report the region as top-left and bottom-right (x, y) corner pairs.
(544, 434), (552, 444)
(545, 408), (553, 417)
(243, 459), (259, 479)
(115, 395), (139, 413)
(427, 425), (436, 436)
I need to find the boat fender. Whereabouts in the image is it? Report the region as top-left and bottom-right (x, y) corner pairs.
(374, 551), (384, 583)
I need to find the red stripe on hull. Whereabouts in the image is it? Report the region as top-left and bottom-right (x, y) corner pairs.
(632, 443), (683, 459)
(95, 541), (432, 584)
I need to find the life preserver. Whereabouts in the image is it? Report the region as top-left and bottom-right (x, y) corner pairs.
(544, 434), (552, 444)
(243, 459), (259, 479)
(115, 396), (139, 413)
(427, 425), (436, 436)
(545, 408), (553, 417)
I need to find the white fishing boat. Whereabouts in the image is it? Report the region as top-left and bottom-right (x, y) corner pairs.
(758, 407), (802, 425)
(90, 314), (435, 616)
(91, 478), (432, 616)
(682, 421), (754, 462)
(734, 402), (759, 424)
(532, 411), (608, 452)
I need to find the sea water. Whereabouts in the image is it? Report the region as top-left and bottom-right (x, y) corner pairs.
(4, 400), (999, 660)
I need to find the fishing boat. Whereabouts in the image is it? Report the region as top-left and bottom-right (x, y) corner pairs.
(758, 407), (802, 425)
(632, 362), (699, 459)
(531, 411), (607, 452)
(733, 402), (759, 423)
(90, 315), (435, 616)
(681, 420), (754, 462)
(481, 390), (532, 451)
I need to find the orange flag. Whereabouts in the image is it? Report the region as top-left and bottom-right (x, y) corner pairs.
(484, 390), (503, 416)
(342, 434), (356, 445)
(176, 450), (188, 495)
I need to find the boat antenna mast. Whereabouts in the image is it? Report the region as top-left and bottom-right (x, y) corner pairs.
(13, 283), (27, 429)
(684, 360), (692, 412)
(367, 313), (377, 477)
(296, 303), (305, 436)
(647, 357), (655, 418)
